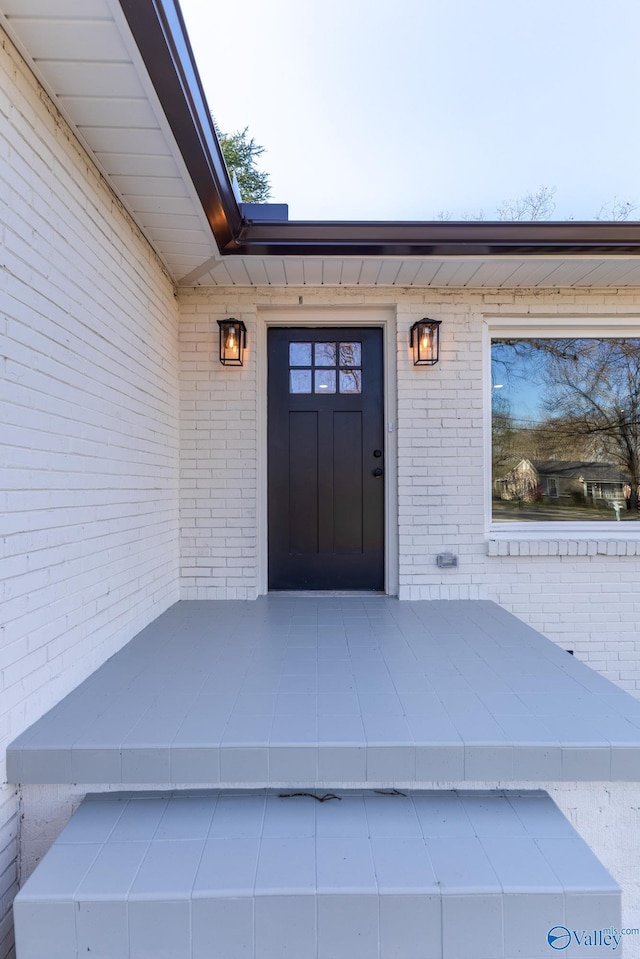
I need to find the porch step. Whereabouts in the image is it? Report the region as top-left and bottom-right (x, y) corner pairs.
(10, 599), (640, 788)
(14, 789), (620, 959)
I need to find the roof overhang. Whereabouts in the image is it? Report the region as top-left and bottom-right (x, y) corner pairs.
(3, 0), (640, 288)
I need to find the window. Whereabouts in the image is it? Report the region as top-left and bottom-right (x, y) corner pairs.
(491, 336), (640, 524)
(289, 341), (362, 394)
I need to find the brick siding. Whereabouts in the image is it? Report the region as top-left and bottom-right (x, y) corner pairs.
(0, 29), (180, 957)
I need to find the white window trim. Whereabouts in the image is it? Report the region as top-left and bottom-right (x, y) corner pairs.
(483, 315), (640, 543)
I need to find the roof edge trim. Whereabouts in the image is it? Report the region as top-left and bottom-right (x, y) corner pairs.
(117, 0), (244, 250)
(234, 220), (640, 257)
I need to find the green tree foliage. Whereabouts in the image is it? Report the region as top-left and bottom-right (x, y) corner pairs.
(217, 126), (271, 203)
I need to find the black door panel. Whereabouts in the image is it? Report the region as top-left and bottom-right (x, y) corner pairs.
(268, 328), (384, 589)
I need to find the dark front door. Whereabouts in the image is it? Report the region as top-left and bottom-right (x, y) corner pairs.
(268, 327), (384, 590)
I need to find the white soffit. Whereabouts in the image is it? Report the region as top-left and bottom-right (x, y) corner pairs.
(2, 1), (640, 290)
(0, 0), (221, 282)
(193, 253), (640, 289)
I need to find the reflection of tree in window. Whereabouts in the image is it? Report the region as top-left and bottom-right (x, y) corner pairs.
(340, 370), (362, 393)
(315, 343), (336, 366)
(339, 342), (362, 394)
(339, 342), (361, 366)
(491, 338), (640, 521)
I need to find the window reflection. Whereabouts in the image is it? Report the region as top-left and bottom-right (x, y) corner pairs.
(492, 337), (640, 522)
(289, 343), (312, 366)
(288, 339), (363, 395)
(290, 369), (312, 393)
(315, 343), (336, 366)
(339, 370), (362, 393)
(315, 369), (336, 393)
(339, 342), (361, 366)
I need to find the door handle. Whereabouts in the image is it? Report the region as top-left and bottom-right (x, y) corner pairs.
(372, 468), (383, 477)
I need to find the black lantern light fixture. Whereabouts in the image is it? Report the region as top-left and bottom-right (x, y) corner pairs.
(217, 318), (247, 366)
(410, 318), (441, 366)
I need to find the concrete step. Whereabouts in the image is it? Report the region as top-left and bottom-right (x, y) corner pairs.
(14, 789), (620, 959)
(9, 599), (640, 789)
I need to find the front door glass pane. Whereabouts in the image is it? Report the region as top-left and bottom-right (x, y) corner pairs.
(315, 369), (336, 393)
(290, 369), (312, 393)
(289, 343), (312, 366)
(315, 343), (336, 366)
(339, 342), (361, 366)
(339, 369), (362, 394)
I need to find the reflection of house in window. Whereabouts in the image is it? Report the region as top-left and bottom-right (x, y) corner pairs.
(495, 458), (539, 501)
(494, 458), (630, 519)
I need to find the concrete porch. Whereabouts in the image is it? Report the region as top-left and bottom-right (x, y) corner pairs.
(9, 597), (640, 788)
(10, 597), (640, 959)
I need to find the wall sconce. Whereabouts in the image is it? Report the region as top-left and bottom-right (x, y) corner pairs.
(217, 318), (246, 366)
(410, 318), (441, 366)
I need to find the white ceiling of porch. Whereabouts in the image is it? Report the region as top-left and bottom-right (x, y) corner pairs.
(2, 0), (640, 291)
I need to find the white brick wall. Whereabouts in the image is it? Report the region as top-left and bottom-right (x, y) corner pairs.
(1, 30), (180, 956)
(179, 302), (258, 598)
(0, 789), (17, 959)
(178, 287), (640, 694)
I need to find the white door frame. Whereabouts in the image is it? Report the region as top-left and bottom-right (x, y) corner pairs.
(256, 306), (398, 595)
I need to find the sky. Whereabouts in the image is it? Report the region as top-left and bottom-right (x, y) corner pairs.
(491, 341), (547, 424)
(179, 0), (640, 221)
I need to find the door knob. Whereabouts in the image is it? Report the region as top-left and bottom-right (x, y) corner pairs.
(372, 468), (383, 477)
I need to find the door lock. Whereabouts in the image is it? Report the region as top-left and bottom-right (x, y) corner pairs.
(373, 449), (383, 458)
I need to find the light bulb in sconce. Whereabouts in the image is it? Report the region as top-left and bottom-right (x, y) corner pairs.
(226, 327), (237, 353)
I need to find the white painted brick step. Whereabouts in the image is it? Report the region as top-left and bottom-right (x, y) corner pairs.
(14, 789), (620, 959)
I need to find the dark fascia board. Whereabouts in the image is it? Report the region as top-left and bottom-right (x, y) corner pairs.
(233, 219), (640, 257)
(118, 0), (640, 259)
(117, 0), (244, 250)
